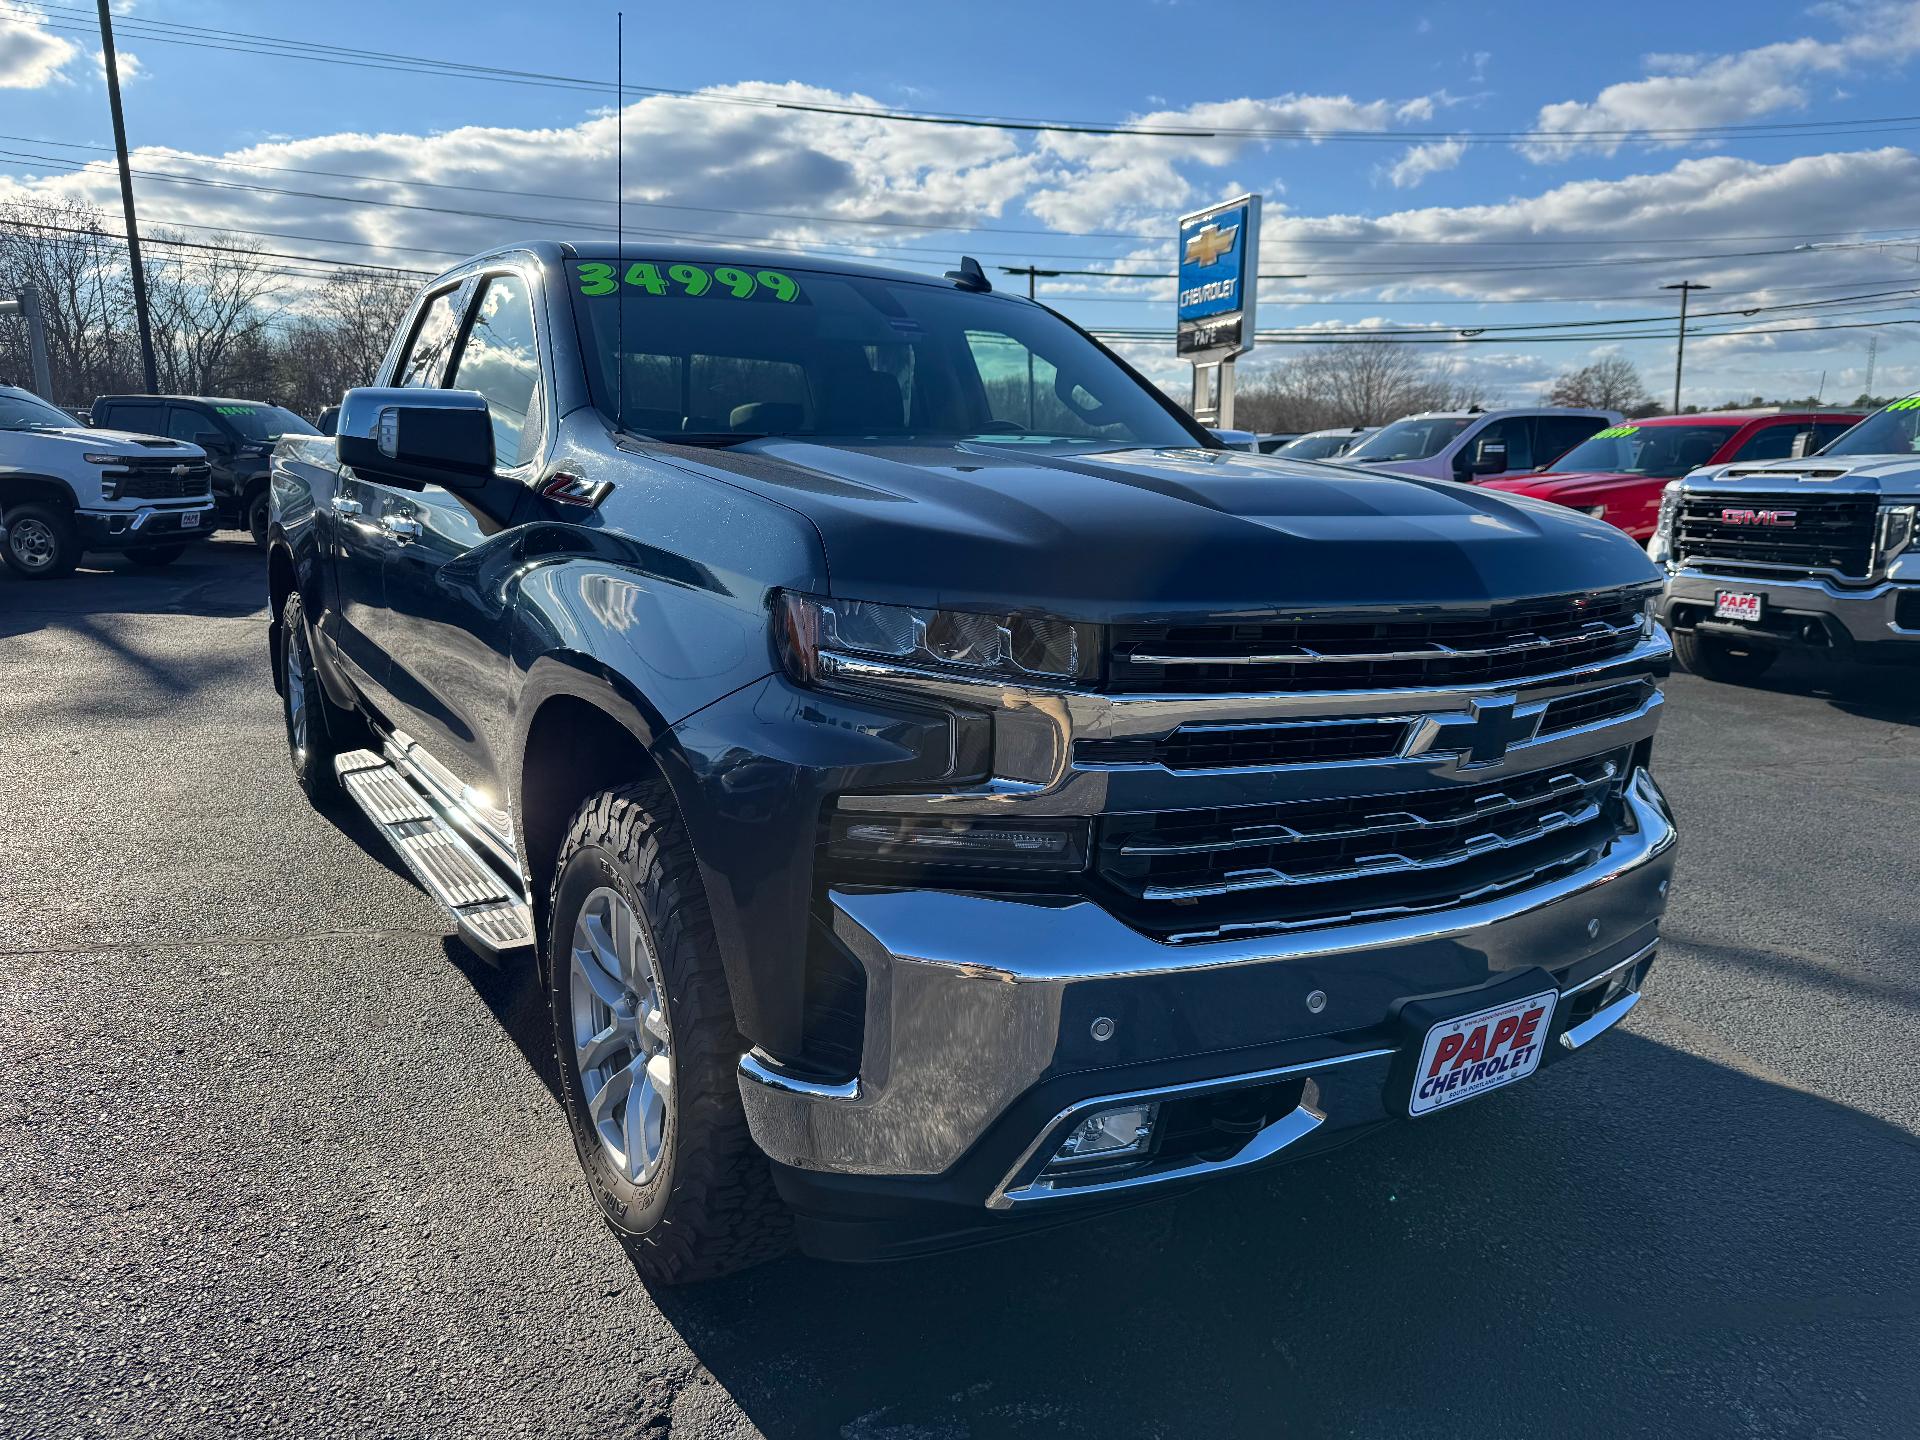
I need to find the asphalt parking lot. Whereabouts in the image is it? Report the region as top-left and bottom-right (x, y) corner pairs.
(3, 533), (1918, 1439)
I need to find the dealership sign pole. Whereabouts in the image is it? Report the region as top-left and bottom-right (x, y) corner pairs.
(1177, 194), (1260, 429)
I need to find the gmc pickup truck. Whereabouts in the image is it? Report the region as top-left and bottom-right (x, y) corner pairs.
(1651, 394), (1920, 682)
(267, 242), (1678, 1282)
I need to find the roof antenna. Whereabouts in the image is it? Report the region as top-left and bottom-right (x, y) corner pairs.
(945, 255), (992, 293)
(615, 9), (626, 434)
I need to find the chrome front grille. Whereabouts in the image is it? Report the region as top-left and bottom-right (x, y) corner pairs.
(1096, 751), (1630, 940)
(1675, 492), (1877, 580)
(1106, 588), (1647, 693)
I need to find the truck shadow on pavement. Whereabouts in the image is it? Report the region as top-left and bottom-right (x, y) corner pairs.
(1725, 652), (1920, 725)
(434, 932), (1920, 1436)
(627, 1031), (1920, 1439)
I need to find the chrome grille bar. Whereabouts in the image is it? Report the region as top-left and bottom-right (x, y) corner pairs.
(1128, 616), (1640, 667)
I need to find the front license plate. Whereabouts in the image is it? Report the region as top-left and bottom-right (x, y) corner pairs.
(1714, 590), (1762, 623)
(1409, 989), (1556, 1117)
(179, 511), (201, 529)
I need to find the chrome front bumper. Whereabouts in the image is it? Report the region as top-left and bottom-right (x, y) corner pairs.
(1663, 565), (1920, 646)
(738, 769), (1677, 1197)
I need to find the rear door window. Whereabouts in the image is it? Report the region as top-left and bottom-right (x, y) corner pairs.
(1730, 424), (1799, 463)
(1536, 414), (1606, 465)
(101, 402), (164, 435)
(1474, 417), (1535, 471)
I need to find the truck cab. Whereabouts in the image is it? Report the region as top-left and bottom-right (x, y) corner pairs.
(1342, 406), (1619, 484)
(265, 241), (1677, 1282)
(90, 395), (319, 548)
(0, 384), (213, 579)
(1652, 395), (1920, 681)
(1485, 410), (1863, 541)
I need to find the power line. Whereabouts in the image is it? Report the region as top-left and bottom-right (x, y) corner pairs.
(14, 2), (1920, 146)
(1091, 316), (1920, 345)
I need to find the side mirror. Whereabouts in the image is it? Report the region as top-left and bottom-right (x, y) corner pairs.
(1467, 438), (1509, 476)
(1789, 430), (1814, 459)
(336, 387), (494, 492)
(194, 431), (229, 453)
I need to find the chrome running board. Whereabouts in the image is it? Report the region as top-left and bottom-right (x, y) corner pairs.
(334, 750), (535, 961)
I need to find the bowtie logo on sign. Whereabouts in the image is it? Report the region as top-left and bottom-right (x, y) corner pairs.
(1184, 223), (1239, 268)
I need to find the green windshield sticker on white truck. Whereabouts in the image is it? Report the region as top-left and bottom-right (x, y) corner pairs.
(575, 262), (801, 303)
(1591, 425), (1639, 439)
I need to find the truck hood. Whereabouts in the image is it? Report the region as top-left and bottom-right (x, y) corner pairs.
(0, 426), (203, 459)
(652, 440), (1660, 620)
(1682, 454), (1920, 497)
(1482, 471), (1654, 504)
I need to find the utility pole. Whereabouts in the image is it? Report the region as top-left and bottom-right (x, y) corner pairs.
(97, 0), (157, 393)
(1864, 335), (1879, 402)
(1660, 281), (1709, 415)
(0, 290), (53, 396)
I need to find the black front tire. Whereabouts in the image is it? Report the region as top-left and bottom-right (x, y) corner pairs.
(247, 489), (272, 548)
(547, 781), (792, 1285)
(127, 545), (187, 568)
(3, 503), (79, 579)
(1674, 630), (1778, 683)
(279, 590), (368, 809)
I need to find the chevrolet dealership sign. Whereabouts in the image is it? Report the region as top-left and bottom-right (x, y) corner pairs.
(1177, 194), (1260, 360)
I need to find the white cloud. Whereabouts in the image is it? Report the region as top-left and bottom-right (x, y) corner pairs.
(1385, 139), (1466, 188)
(0, 6), (79, 89)
(1524, 2), (1920, 159)
(1024, 93), (1445, 232)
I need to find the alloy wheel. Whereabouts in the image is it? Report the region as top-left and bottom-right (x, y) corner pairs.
(283, 628), (310, 760)
(569, 886), (674, 1184)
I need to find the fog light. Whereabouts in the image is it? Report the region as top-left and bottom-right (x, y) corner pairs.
(1053, 1103), (1158, 1163)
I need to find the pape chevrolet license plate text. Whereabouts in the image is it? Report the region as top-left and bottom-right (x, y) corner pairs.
(1409, 989), (1557, 1117)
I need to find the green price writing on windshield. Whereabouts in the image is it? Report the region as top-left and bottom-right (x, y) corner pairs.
(1591, 425), (1639, 439)
(575, 262), (800, 302)
(1888, 394), (1920, 411)
(214, 405), (259, 416)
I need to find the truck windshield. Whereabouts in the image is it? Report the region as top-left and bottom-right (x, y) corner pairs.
(567, 259), (1201, 450)
(215, 404), (319, 443)
(0, 391), (78, 432)
(1821, 398), (1920, 456)
(1345, 416), (1471, 463)
(1545, 424), (1733, 477)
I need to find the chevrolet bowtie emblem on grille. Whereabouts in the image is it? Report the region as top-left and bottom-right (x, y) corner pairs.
(1184, 223), (1238, 267)
(170, 464), (192, 477)
(1720, 507), (1796, 527)
(1415, 695), (1544, 768)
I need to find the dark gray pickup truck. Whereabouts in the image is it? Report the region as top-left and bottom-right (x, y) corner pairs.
(266, 241), (1678, 1282)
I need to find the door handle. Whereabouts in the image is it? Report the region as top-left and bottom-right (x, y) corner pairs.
(330, 494), (363, 516)
(383, 515), (423, 539)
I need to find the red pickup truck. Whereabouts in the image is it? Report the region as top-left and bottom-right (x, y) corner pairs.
(1482, 410), (1864, 541)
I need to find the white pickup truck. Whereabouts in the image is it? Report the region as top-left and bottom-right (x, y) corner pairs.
(0, 384), (214, 579)
(1651, 394), (1920, 681)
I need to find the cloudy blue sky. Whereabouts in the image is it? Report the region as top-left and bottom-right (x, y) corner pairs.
(4, 0), (1920, 404)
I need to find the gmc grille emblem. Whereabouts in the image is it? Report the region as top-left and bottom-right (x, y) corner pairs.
(1721, 508), (1796, 527)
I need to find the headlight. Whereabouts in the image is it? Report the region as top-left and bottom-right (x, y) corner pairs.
(1879, 504), (1916, 571)
(1582, 504), (1607, 519)
(777, 592), (1094, 687)
(82, 452), (128, 465)
(1646, 481), (1683, 564)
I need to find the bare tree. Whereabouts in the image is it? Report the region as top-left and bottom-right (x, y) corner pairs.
(145, 229), (282, 394)
(0, 198), (141, 403)
(1547, 356), (1651, 413)
(1236, 346), (1491, 431)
